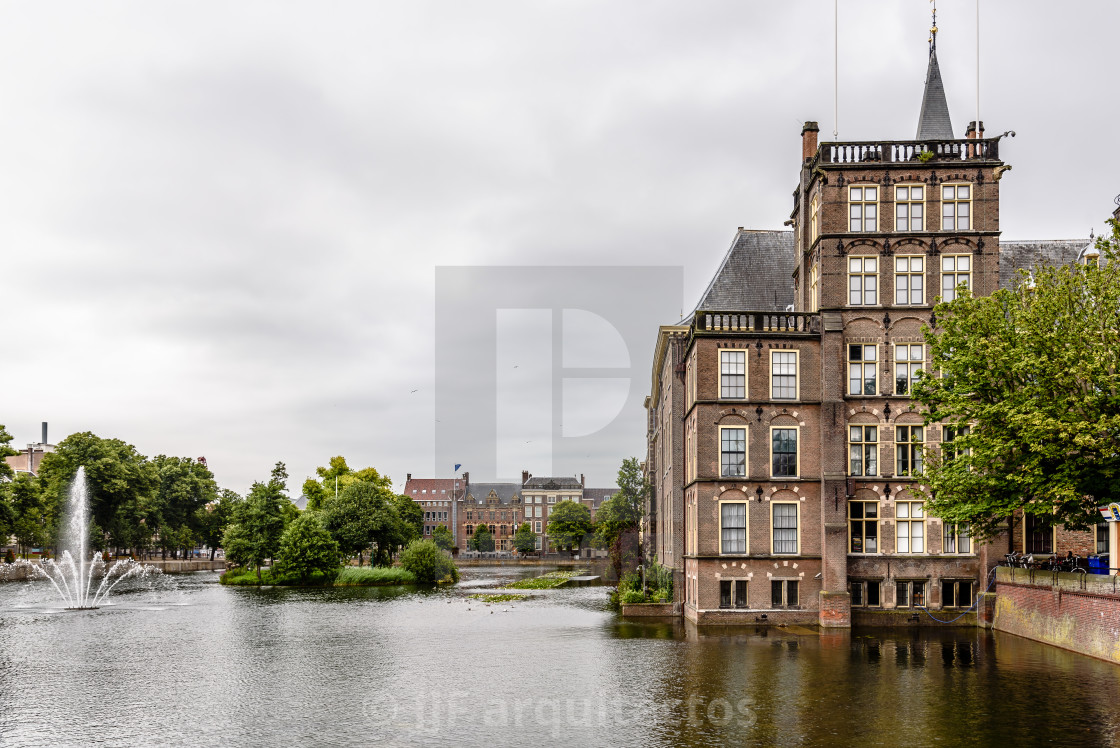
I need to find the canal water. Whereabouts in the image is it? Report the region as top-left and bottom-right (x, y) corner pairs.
(0, 566), (1117, 747)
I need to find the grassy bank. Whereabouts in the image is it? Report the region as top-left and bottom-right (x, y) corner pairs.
(220, 565), (417, 587)
(502, 569), (586, 590)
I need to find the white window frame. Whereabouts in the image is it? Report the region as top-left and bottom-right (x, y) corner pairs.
(719, 349), (747, 400)
(719, 426), (747, 479)
(848, 185), (878, 232)
(809, 261), (820, 313)
(848, 256), (879, 306)
(848, 500), (879, 554)
(848, 343), (878, 396)
(941, 183), (971, 231)
(810, 192), (820, 243)
(770, 501), (800, 555)
(941, 254), (972, 302)
(719, 500), (748, 555)
(849, 425), (878, 476)
(896, 500), (926, 554)
(894, 255), (925, 306)
(894, 184), (924, 231)
(769, 349), (799, 401)
(896, 425), (924, 476)
(893, 343), (924, 396)
(770, 425), (799, 479)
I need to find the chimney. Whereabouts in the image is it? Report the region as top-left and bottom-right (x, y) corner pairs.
(406, 473), (411, 482)
(41, 422), (47, 446)
(801, 121), (819, 162)
(580, 473), (585, 488)
(522, 470), (529, 485)
(966, 120), (984, 139)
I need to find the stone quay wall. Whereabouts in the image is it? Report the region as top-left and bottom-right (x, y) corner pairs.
(993, 566), (1120, 664)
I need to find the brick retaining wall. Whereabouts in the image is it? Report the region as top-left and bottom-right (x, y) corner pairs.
(993, 567), (1120, 664)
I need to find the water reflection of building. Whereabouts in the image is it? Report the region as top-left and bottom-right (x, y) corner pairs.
(645, 24), (1102, 626)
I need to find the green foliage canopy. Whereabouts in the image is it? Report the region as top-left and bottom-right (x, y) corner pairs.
(913, 221), (1120, 539)
(547, 500), (593, 552)
(398, 538), (459, 583)
(512, 522), (537, 554)
(432, 524), (454, 550)
(469, 523), (494, 552)
(275, 511), (341, 581)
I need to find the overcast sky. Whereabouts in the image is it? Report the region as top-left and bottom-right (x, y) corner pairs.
(1, 1), (1116, 496)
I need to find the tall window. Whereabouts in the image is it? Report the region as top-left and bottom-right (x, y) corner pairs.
(1025, 514), (1053, 554)
(720, 502), (747, 554)
(894, 344), (924, 395)
(771, 579), (799, 608)
(941, 255), (971, 301)
(895, 185), (924, 230)
(896, 501), (925, 553)
(849, 501), (879, 553)
(848, 344), (878, 395)
(1097, 522), (1110, 555)
(943, 523), (971, 554)
(849, 186), (877, 231)
(895, 256), (924, 305)
(941, 184), (971, 230)
(849, 257), (878, 305)
(810, 193), (820, 243)
(772, 503), (798, 554)
(720, 350), (746, 399)
(771, 351), (798, 400)
(720, 428), (746, 478)
(771, 428), (798, 478)
(849, 426), (878, 476)
(809, 262), (820, 312)
(943, 425), (970, 462)
(896, 425), (924, 475)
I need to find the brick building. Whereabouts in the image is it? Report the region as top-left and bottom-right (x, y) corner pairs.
(646, 28), (1098, 626)
(406, 470), (613, 554)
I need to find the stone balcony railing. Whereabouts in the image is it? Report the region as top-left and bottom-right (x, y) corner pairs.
(694, 311), (820, 335)
(815, 137), (1000, 166)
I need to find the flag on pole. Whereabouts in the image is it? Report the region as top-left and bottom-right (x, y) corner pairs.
(454, 464), (462, 473)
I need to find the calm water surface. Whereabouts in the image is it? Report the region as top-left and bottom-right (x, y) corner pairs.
(0, 566), (1117, 747)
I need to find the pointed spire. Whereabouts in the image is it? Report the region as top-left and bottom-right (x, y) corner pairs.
(916, 2), (954, 140)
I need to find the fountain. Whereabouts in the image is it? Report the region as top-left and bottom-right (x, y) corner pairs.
(28, 466), (158, 609)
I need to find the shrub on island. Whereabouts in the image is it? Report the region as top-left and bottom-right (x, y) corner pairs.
(398, 539), (459, 584)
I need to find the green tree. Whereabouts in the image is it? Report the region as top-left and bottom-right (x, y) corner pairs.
(398, 538), (459, 583)
(322, 480), (406, 566)
(594, 458), (647, 549)
(221, 462), (289, 581)
(469, 524), (494, 552)
(197, 489), (240, 560)
(274, 511), (340, 582)
(392, 493), (423, 545)
(302, 456), (393, 512)
(432, 524), (455, 550)
(0, 423), (18, 481)
(512, 522), (537, 554)
(151, 455), (218, 559)
(547, 500), (593, 552)
(10, 473), (49, 558)
(913, 220), (1120, 539)
(37, 432), (157, 553)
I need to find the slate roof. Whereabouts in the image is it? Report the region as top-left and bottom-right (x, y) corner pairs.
(463, 482), (522, 504)
(582, 488), (617, 508)
(686, 229), (796, 320)
(998, 240), (1087, 290)
(916, 49), (954, 140)
(523, 476), (582, 490)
